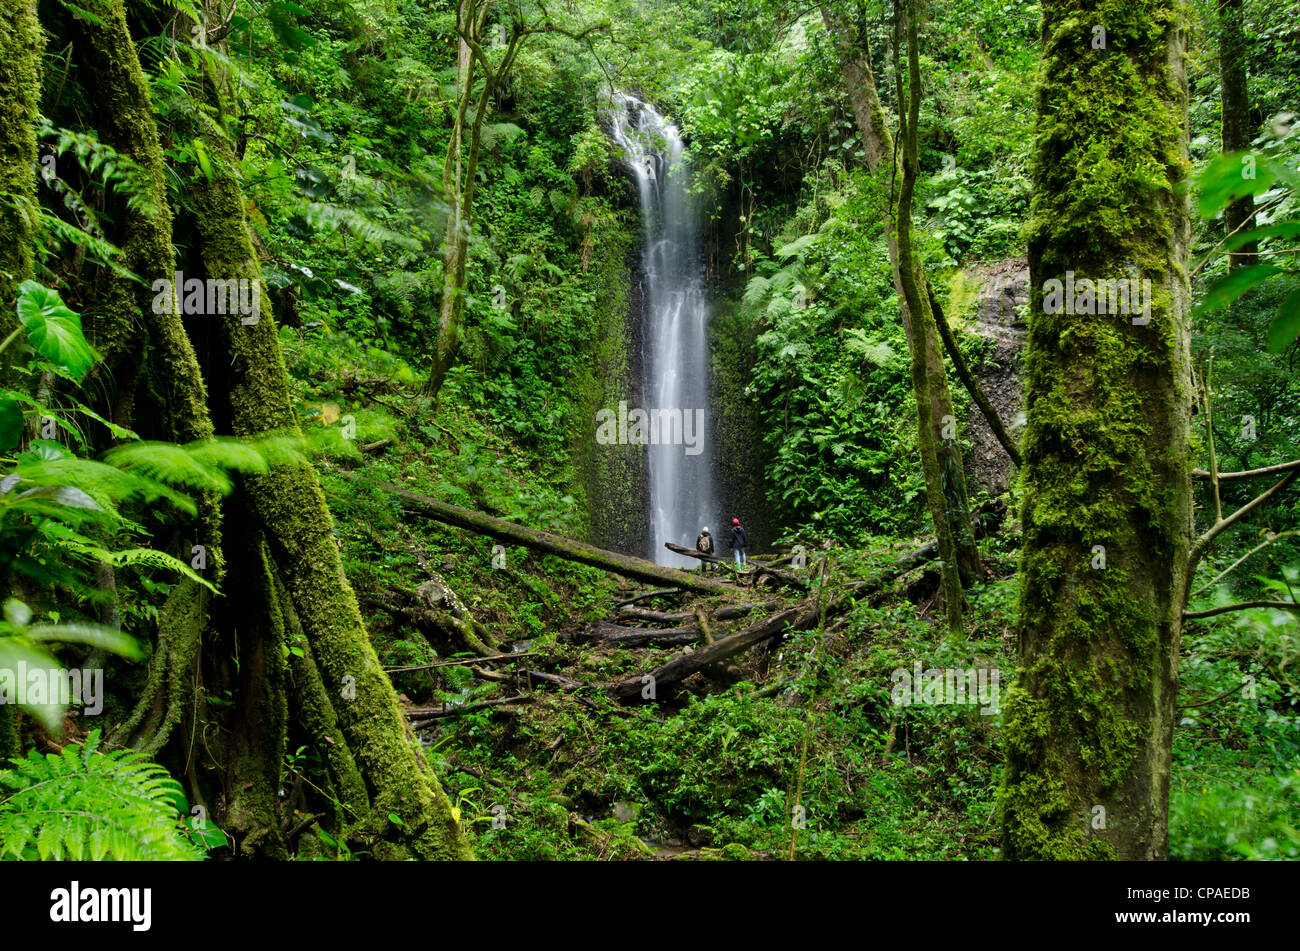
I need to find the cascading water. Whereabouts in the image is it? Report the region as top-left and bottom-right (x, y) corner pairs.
(607, 92), (719, 568)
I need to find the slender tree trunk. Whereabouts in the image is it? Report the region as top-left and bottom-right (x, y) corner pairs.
(1000, 0), (1193, 859)
(425, 0), (491, 403)
(0, 0), (44, 758)
(1219, 0), (1255, 270)
(822, 4), (982, 628)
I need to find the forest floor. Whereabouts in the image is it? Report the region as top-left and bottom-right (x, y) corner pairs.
(288, 330), (1298, 861)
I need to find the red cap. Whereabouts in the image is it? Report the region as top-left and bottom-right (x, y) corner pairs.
(732, 518), (740, 525)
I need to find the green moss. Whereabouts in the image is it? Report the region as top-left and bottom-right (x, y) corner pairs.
(570, 214), (645, 551)
(1000, 0), (1192, 860)
(185, 105), (472, 858)
(0, 0), (43, 381)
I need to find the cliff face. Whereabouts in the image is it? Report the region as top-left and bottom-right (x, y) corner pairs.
(962, 260), (1030, 497)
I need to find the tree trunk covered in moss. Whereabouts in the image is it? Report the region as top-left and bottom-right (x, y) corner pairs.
(182, 28), (471, 857)
(891, 2), (975, 633)
(71, 0), (222, 556)
(1000, 0), (1193, 860)
(1218, 0), (1255, 270)
(0, 0), (42, 348)
(210, 527), (290, 858)
(823, 3), (982, 630)
(0, 0), (44, 756)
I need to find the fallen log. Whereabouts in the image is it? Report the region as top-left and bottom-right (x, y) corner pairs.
(473, 667), (583, 690)
(385, 652), (537, 673)
(606, 603), (822, 704)
(611, 588), (683, 608)
(714, 601), (779, 620)
(617, 606), (693, 624)
(751, 563), (811, 590)
(376, 586), (497, 658)
(665, 542), (812, 590)
(570, 621), (701, 648)
(664, 542), (744, 577)
(334, 469), (733, 596)
(407, 694), (530, 724)
(599, 629), (701, 649)
(616, 601), (779, 624)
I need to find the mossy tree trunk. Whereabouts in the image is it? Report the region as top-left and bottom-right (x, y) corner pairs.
(0, 0), (42, 337)
(21, 0), (473, 858)
(1218, 0), (1255, 270)
(1000, 0), (1193, 859)
(0, 0), (44, 758)
(822, 3), (982, 631)
(181, 8), (471, 858)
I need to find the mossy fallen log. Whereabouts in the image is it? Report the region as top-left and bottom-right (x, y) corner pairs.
(334, 470), (734, 595)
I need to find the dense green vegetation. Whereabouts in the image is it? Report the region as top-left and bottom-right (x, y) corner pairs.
(0, 0), (1297, 862)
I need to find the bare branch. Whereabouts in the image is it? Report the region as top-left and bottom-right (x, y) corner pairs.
(1192, 530), (1300, 597)
(1184, 600), (1300, 621)
(1189, 467), (1300, 578)
(1193, 458), (1300, 481)
(927, 281), (1022, 467)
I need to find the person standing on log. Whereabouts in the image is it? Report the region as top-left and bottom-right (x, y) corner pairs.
(729, 517), (748, 570)
(696, 527), (713, 573)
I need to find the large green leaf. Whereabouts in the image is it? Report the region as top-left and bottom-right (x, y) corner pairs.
(1196, 152), (1298, 220)
(14, 281), (98, 382)
(1268, 288), (1300, 353)
(24, 623), (144, 661)
(0, 638), (65, 732)
(0, 395), (22, 452)
(1196, 265), (1284, 314)
(1221, 220), (1300, 253)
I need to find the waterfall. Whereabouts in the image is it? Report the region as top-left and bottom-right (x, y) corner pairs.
(607, 92), (720, 568)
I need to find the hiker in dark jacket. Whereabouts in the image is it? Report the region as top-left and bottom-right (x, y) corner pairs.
(696, 527), (713, 573)
(729, 518), (748, 569)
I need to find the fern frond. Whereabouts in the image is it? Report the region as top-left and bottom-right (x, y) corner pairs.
(742, 275), (772, 307)
(775, 233), (817, 259)
(299, 201), (419, 249)
(35, 213), (139, 283)
(0, 732), (203, 860)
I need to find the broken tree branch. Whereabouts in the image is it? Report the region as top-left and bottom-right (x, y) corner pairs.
(1188, 469), (1300, 579)
(385, 652), (537, 673)
(1192, 530), (1300, 597)
(605, 594), (856, 704)
(408, 694), (530, 724)
(927, 283), (1023, 467)
(611, 588), (682, 608)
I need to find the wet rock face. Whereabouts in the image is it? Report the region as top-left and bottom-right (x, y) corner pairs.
(965, 261), (1029, 497)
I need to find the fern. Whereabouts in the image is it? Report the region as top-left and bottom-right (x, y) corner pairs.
(39, 119), (160, 219)
(0, 731), (203, 860)
(35, 212), (139, 282)
(299, 201), (419, 249)
(775, 233), (817, 259)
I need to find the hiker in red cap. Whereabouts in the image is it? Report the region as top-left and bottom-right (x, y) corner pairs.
(728, 517), (748, 569)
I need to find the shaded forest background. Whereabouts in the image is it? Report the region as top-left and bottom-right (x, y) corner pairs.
(0, 0), (1297, 860)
